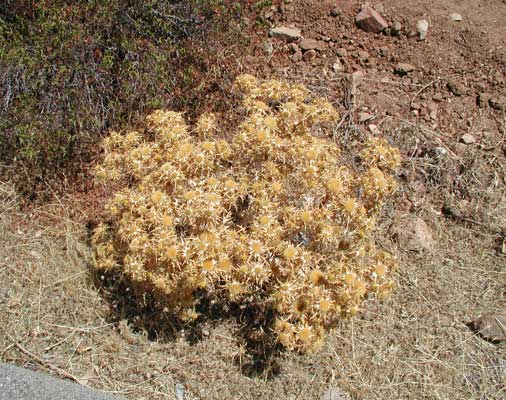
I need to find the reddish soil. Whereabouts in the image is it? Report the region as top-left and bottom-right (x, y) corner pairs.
(245, 0), (505, 148)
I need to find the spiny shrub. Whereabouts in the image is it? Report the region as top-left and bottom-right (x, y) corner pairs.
(92, 75), (401, 353)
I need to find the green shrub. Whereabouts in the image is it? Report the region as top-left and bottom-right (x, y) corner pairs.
(92, 75), (400, 353)
(0, 0), (247, 199)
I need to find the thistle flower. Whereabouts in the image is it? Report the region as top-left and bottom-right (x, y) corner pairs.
(298, 325), (312, 343)
(151, 191), (164, 205)
(283, 245), (297, 260)
(319, 299), (332, 313)
(166, 246), (178, 260)
(310, 270), (325, 285)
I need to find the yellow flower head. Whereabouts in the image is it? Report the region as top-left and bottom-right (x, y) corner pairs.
(283, 245), (297, 260)
(162, 215), (174, 226)
(151, 191), (164, 204)
(166, 246), (178, 260)
(183, 190), (196, 201)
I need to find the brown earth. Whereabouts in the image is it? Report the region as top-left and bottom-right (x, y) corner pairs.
(1, 1), (505, 400)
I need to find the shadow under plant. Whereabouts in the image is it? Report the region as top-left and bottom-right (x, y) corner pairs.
(91, 268), (283, 379)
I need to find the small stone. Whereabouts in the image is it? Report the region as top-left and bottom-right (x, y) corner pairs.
(303, 49), (317, 62)
(447, 79), (465, 96)
(357, 50), (370, 62)
(449, 13), (463, 21)
(355, 4), (388, 33)
(374, 3), (385, 14)
(359, 112), (374, 122)
(470, 314), (506, 342)
(429, 107), (438, 120)
(410, 102), (421, 111)
(291, 51), (303, 62)
(493, 71), (505, 85)
(394, 63), (416, 75)
(368, 124), (381, 135)
(332, 60), (344, 73)
(383, 27), (391, 36)
(330, 7), (341, 17)
(460, 133), (476, 144)
(489, 95), (506, 111)
(392, 216), (435, 253)
(269, 26), (301, 42)
(299, 38), (325, 51)
(416, 19), (429, 40)
(336, 48), (348, 57)
(432, 93), (443, 102)
(477, 92), (493, 108)
(391, 21), (402, 36)
(454, 142), (467, 156)
(407, 30), (417, 38)
(289, 43), (299, 53)
(350, 70), (365, 95)
(262, 41), (273, 56)
(378, 46), (390, 57)
(322, 387), (351, 400)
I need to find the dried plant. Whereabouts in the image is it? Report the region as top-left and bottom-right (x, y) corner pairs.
(92, 75), (400, 353)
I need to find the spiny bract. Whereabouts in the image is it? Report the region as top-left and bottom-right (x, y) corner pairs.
(92, 74), (401, 353)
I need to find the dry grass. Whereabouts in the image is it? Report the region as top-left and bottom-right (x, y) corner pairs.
(1, 114), (505, 400)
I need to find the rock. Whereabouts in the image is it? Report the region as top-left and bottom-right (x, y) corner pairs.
(378, 46), (390, 57)
(299, 38), (325, 51)
(383, 27), (391, 36)
(332, 60), (344, 73)
(330, 7), (341, 17)
(289, 43), (299, 53)
(454, 142), (467, 156)
(449, 13), (463, 21)
(303, 49), (317, 62)
(359, 112), (374, 122)
(350, 70), (365, 95)
(416, 19), (429, 40)
(394, 63), (416, 75)
(410, 102), (421, 111)
(322, 387), (351, 400)
(336, 48), (348, 57)
(391, 21), (402, 36)
(355, 4), (388, 33)
(447, 79), (465, 96)
(269, 26), (301, 42)
(489, 95), (506, 111)
(432, 93), (443, 102)
(291, 51), (303, 62)
(470, 314), (506, 342)
(493, 70), (505, 85)
(392, 216), (435, 252)
(428, 102), (438, 119)
(460, 133), (476, 144)
(374, 3), (385, 14)
(357, 50), (370, 62)
(477, 92), (493, 108)
(368, 124), (381, 135)
(262, 41), (273, 56)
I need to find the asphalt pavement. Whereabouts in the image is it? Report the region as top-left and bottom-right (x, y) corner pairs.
(0, 363), (123, 400)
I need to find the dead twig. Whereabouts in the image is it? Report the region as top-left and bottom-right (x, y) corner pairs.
(409, 78), (441, 107)
(7, 333), (87, 385)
